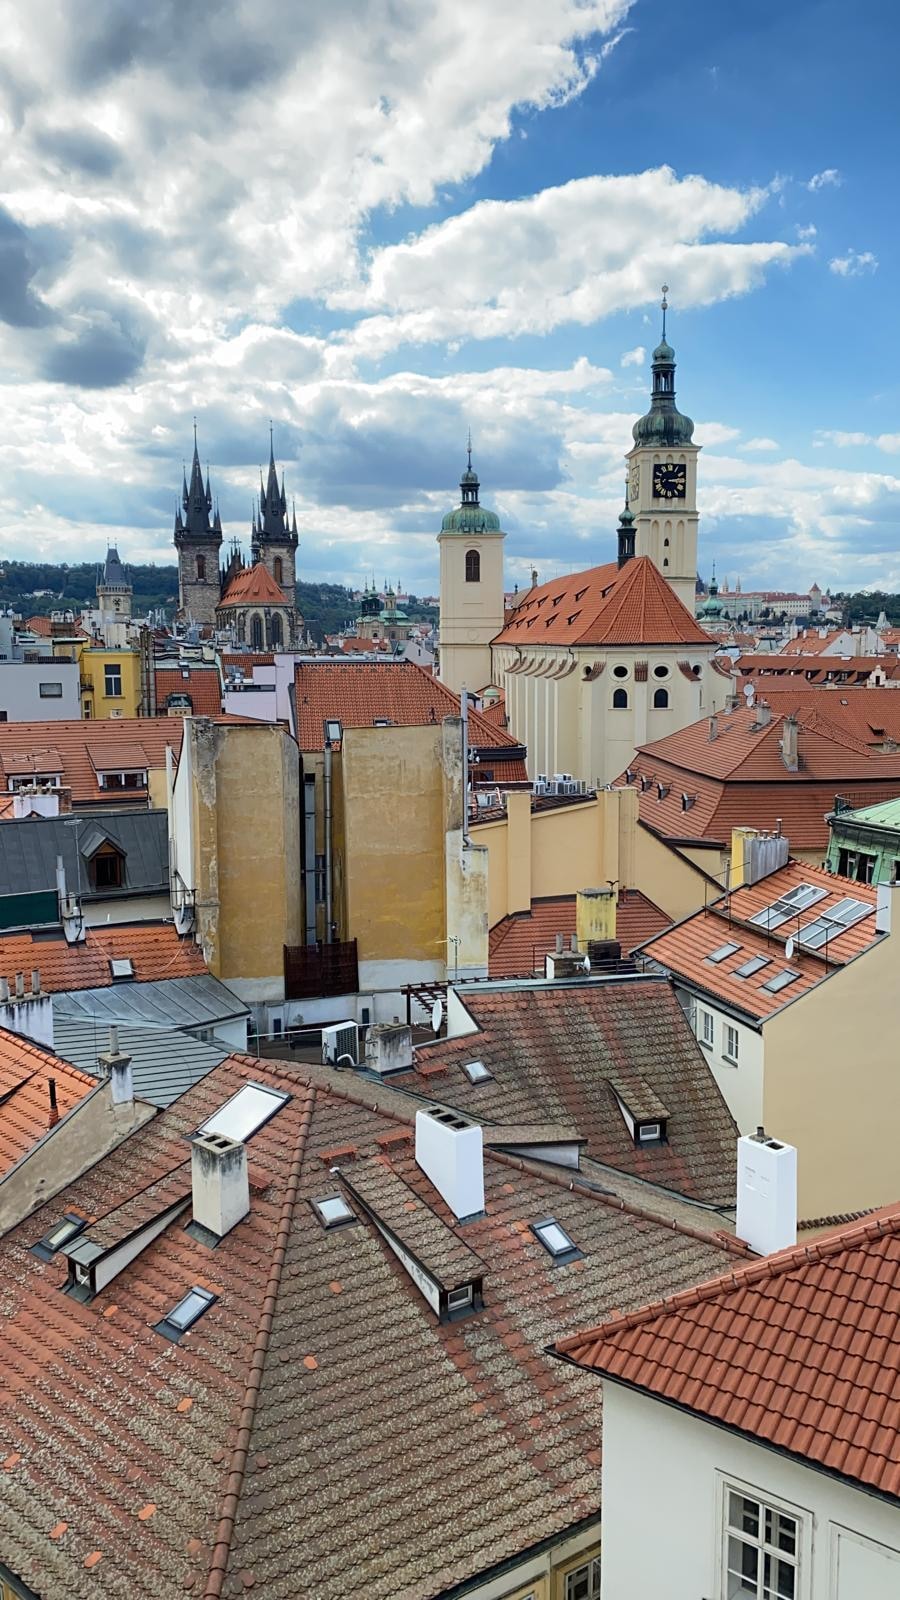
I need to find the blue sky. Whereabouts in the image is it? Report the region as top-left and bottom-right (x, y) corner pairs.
(0, 0), (896, 597)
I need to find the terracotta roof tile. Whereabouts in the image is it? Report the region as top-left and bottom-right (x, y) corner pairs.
(494, 557), (710, 648)
(489, 891), (669, 976)
(0, 1028), (95, 1175)
(155, 667), (223, 717)
(293, 660), (517, 752)
(0, 922), (207, 993)
(0, 720), (183, 807)
(218, 565), (287, 608)
(556, 1205), (900, 1500)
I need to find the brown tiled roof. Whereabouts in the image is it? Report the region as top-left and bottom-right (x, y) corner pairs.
(637, 858), (880, 1021)
(479, 693), (508, 729)
(24, 615), (53, 636)
(218, 563), (287, 607)
(341, 1156), (487, 1287)
(0, 922), (207, 992)
(493, 556), (710, 648)
(155, 666), (223, 716)
(489, 891), (669, 976)
(293, 660), (518, 751)
(0, 1053), (735, 1599)
(221, 653), (276, 672)
(736, 654), (900, 685)
(411, 977), (738, 1205)
(0, 719), (184, 807)
(555, 1205), (900, 1501)
(0, 1028), (95, 1175)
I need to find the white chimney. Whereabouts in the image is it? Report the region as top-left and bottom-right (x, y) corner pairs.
(876, 881), (897, 935)
(98, 1026), (133, 1106)
(736, 1128), (797, 1256)
(0, 977), (8, 1004)
(415, 1107), (484, 1221)
(56, 854), (67, 910)
(191, 1133), (250, 1239)
(31, 969), (40, 997)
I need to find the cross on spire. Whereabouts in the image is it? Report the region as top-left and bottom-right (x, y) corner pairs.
(660, 284), (669, 339)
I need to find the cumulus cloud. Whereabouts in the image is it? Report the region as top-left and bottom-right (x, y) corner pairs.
(620, 345), (645, 367)
(829, 250), (878, 277)
(0, 207), (56, 327)
(807, 169), (842, 191)
(741, 438), (780, 452)
(815, 430), (900, 454)
(795, 223), (817, 241)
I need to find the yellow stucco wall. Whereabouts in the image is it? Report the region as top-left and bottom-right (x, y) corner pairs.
(763, 929), (900, 1220)
(75, 645), (143, 719)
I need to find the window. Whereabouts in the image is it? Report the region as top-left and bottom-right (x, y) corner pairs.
(270, 612), (283, 647)
(447, 1284), (473, 1312)
(462, 1060), (493, 1084)
(98, 770), (146, 790)
(612, 664), (629, 679)
(31, 1212), (86, 1261)
(653, 664), (669, 679)
(155, 1285), (216, 1343)
(837, 847), (875, 883)
(612, 688), (628, 710)
(465, 549), (480, 583)
(104, 664), (122, 698)
(749, 884), (827, 931)
(196, 554), (206, 580)
(734, 954), (771, 978)
(724, 1487), (799, 1599)
(637, 1121), (664, 1143)
(531, 1217), (580, 1263)
(761, 968), (801, 995)
(109, 957), (134, 979)
(797, 896), (873, 951)
(38, 682), (63, 698)
(324, 718), (342, 743)
(9, 773), (60, 791)
(311, 1194), (356, 1229)
(250, 614), (264, 650)
(653, 687), (669, 709)
(724, 1024), (739, 1064)
(699, 1008), (714, 1047)
(273, 556), (283, 584)
(198, 1081), (290, 1142)
(564, 1555), (602, 1600)
(708, 941), (741, 963)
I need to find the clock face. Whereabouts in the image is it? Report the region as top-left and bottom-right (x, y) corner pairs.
(653, 461), (686, 500)
(629, 463), (640, 504)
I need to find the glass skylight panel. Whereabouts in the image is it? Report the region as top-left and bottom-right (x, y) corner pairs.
(533, 1218), (578, 1259)
(734, 955), (771, 978)
(311, 1194), (355, 1228)
(761, 968), (801, 994)
(462, 1060), (493, 1084)
(750, 884), (827, 930)
(826, 897), (872, 928)
(707, 941), (741, 963)
(199, 1082), (289, 1143)
(110, 958), (134, 978)
(166, 1286), (214, 1332)
(39, 1214), (85, 1254)
(797, 920), (832, 950)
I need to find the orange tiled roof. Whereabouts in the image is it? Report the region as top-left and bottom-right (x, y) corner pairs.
(0, 1029), (95, 1175)
(556, 1205), (900, 1500)
(24, 615), (52, 636)
(479, 693), (507, 730)
(155, 666), (222, 717)
(782, 630), (851, 655)
(493, 556), (711, 648)
(735, 654), (900, 685)
(638, 859), (880, 1021)
(489, 891), (670, 976)
(293, 660), (519, 751)
(218, 563), (288, 608)
(0, 719), (184, 807)
(0, 923), (207, 993)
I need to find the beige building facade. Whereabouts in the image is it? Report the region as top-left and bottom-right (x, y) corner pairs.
(438, 447), (506, 696)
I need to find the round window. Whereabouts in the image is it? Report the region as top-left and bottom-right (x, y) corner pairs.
(612, 664), (629, 680)
(653, 665), (669, 679)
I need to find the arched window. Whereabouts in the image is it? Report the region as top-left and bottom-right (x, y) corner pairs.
(273, 556), (283, 585)
(663, 558), (669, 568)
(653, 687), (669, 709)
(196, 554), (206, 580)
(465, 549), (480, 583)
(250, 614), (263, 651)
(663, 537), (670, 548)
(612, 688), (628, 710)
(270, 612), (283, 647)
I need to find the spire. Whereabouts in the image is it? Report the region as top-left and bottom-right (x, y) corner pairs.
(617, 478), (636, 569)
(183, 423), (214, 535)
(460, 432), (480, 505)
(258, 427), (291, 540)
(631, 285), (695, 448)
(660, 283), (668, 341)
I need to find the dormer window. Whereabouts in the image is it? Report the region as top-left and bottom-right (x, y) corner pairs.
(636, 1120), (666, 1144)
(91, 843), (125, 891)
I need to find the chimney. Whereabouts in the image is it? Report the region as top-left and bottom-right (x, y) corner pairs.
(48, 1077), (59, 1128)
(415, 1107), (484, 1222)
(736, 1128), (797, 1256)
(14, 972), (24, 999)
(555, 932), (564, 954)
(0, 977), (8, 1004)
(31, 969), (40, 998)
(756, 698), (772, 727)
(708, 714), (718, 741)
(55, 854), (67, 911)
(364, 1022), (414, 1075)
(98, 1026), (134, 1106)
(191, 1133), (250, 1240)
(576, 887), (615, 946)
(780, 715), (799, 772)
(876, 881), (900, 935)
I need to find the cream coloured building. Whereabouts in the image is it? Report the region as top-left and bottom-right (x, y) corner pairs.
(437, 443), (506, 695)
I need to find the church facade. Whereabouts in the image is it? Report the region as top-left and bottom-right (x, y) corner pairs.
(174, 431), (300, 645)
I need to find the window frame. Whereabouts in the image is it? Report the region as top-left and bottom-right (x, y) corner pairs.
(38, 681), (64, 699)
(531, 1216), (582, 1266)
(723, 1023), (740, 1065)
(652, 686), (670, 709)
(154, 1285), (217, 1344)
(699, 1007), (715, 1048)
(465, 548), (481, 583)
(557, 1550), (602, 1600)
(612, 687), (629, 710)
(718, 1475), (810, 1600)
(103, 663), (123, 698)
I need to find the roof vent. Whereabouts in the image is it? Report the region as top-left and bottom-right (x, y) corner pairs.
(415, 1107), (484, 1222)
(190, 1133), (250, 1241)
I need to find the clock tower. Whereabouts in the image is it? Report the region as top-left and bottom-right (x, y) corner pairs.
(626, 288), (700, 613)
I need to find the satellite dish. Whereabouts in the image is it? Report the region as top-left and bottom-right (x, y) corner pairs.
(743, 682), (755, 701)
(431, 999), (444, 1034)
(785, 936), (795, 960)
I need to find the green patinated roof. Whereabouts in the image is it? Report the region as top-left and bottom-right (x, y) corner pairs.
(440, 505), (502, 534)
(836, 796), (900, 831)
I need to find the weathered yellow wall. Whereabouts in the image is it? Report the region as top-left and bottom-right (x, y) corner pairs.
(76, 644), (143, 719)
(763, 928), (900, 1220)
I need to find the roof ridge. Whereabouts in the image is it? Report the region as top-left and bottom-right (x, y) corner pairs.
(555, 1205), (900, 1355)
(204, 1084), (317, 1598)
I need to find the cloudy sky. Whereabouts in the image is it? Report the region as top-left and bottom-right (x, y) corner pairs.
(0, 0), (897, 596)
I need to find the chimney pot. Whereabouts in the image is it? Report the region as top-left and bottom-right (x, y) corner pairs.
(0, 977), (8, 1004)
(31, 969), (40, 997)
(708, 714), (718, 741)
(555, 932), (564, 954)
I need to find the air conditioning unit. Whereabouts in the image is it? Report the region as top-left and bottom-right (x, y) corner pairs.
(322, 1021), (359, 1066)
(533, 780), (548, 795)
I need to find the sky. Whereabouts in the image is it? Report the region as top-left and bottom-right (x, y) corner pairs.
(0, 0), (897, 598)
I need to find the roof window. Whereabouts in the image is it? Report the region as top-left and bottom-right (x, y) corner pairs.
(311, 1194), (356, 1229)
(109, 957), (134, 980)
(198, 1082), (290, 1143)
(155, 1285), (216, 1343)
(734, 954), (771, 978)
(31, 1213), (87, 1262)
(797, 896), (872, 950)
(324, 718), (342, 743)
(749, 883), (827, 930)
(761, 968), (802, 994)
(531, 1217), (581, 1264)
(707, 941), (741, 963)
(462, 1060), (493, 1084)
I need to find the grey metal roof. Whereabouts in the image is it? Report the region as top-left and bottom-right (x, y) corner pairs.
(53, 973), (249, 1030)
(0, 809), (168, 901)
(53, 1019), (227, 1108)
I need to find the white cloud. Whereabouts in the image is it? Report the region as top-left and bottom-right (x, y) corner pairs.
(829, 250), (878, 277)
(796, 223), (817, 241)
(741, 438), (780, 452)
(620, 345), (645, 367)
(807, 169), (842, 191)
(816, 430), (900, 454)
(694, 422), (741, 447)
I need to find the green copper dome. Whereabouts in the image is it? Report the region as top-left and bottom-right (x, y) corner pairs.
(440, 441), (503, 534)
(633, 289), (694, 447)
(652, 336), (675, 363)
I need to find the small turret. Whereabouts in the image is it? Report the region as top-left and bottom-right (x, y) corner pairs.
(632, 286), (695, 449)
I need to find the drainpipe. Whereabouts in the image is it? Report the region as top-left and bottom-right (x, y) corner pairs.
(461, 684), (470, 847)
(323, 740), (334, 944)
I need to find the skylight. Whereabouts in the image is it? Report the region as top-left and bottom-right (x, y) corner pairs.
(797, 896), (872, 951)
(531, 1217), (580, 1262)
(311, 1194), (356, 1229)
(155, 1285), (216, 1342)
(32, 1213), (86, 1261)
(749, 883), (827, 931)
(734, 955), (771, 978)
(462, 1060), (493, 1084)
(761, 968), (802, 994)
(707, 941), (741, 963)
(198, 1082), (289, 1143)
(109, 958), (134, 979)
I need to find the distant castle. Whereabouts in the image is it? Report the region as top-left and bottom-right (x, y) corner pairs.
(174, 428), (299, 646)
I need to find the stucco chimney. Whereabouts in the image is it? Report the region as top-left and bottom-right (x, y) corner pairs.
(576, 887), (615, 946)
(14, 972), (24, 999)
(708, 714), (718, 741)
(415, 1107), (484, 1222)
(0, 977), (9, 1004)
(98, 1026), (134, 1106)
(30, 969), (40, 998)
(191, 1133), (250, 1240)
(736, 1128), (797, 1256)
(780, 716), (799, 772)
(756, 699), (772, 727)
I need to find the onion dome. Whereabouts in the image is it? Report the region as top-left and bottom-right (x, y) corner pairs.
(440, 435), (502, 534)
(632, 287), (694, 448)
